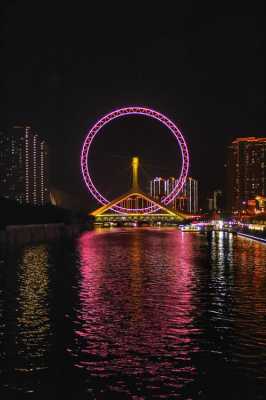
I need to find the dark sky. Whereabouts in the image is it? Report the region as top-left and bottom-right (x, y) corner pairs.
(1, 2), (265, 209)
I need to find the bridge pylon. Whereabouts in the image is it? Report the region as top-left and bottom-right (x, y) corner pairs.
(90, 157), (189, 224)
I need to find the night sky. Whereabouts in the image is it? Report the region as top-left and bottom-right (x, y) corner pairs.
(1, 2), (265, 209)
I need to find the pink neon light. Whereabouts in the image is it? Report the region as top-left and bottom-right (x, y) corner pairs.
(81, 107), (190, 213)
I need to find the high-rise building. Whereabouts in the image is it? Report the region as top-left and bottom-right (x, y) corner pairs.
(207, 197), (214, 211)
(150, 176), (198, 214)
(227, 137), (266, 212)
(207, 190), (222, 211)
(149, 177), (165, 201)
(0, 126), (49, 205)
(0, 129), (24, 203)
(164, 177), (176, 196)
(182, 177), (199, 214)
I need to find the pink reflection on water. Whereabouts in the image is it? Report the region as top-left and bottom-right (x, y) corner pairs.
(72, 228), (199, 391)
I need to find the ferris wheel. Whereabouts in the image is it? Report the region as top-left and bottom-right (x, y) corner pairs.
(81, 107), (189, 214)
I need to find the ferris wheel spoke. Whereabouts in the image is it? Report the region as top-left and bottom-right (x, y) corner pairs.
(81, 107), (189, 214)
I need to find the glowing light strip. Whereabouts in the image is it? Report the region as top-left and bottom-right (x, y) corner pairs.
(81, 107), (189, 214)
(95, 213), (177, 217)
(237, 232), (266, 243)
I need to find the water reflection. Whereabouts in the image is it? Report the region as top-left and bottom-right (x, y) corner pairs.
(2, 244), (51, 394)
(207, 232), (266, 395)
(230, 236), (266, 386)
(0, 229), (265, 399)
(15, 245), (51, 372)
(72, 228), (201, 397)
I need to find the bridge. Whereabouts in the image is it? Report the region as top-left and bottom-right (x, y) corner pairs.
(90, 157), (190, 225)
(81, 107), (197, 225)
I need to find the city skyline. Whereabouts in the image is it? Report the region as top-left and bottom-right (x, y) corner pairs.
(1, 120), (266, 213)
(1, 118), (265, 209)
(1, 3), (265, 207)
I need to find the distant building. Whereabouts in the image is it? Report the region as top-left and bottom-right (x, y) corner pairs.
(183, 177), (198, 214)
(207, 197), (214, 211)
(207, 190), (222, 211)
(164, 177), (176, 197)
(255, 195), (266, 213)
(0, 129), (24, 203)
(0, 126), (49, 205)
(149, 177), (165, 201)
(227, 137), (266, 212)
(150, 176), (198, 214)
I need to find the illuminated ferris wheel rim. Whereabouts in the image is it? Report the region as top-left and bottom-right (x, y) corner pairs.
(81, 106), (190, 214)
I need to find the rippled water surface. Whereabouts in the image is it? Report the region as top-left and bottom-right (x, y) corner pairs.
(1, 228), (266, 399)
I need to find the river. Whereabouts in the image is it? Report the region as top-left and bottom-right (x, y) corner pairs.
(0, 227), (266, 399)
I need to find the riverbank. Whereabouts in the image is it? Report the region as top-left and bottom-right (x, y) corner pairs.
(237, 231), (266, 243)
(0, 223), (91, 247)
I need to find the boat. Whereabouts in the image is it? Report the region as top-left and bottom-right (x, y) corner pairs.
(179, 224), (201, 232)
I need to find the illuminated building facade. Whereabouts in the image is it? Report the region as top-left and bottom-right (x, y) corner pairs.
(207, 190), (222, 211)
(0, 129), (24, 202)
(0, 126), (49, 205)
(227, 137), (266, 212)
(150, 176), (198, 214)
(149, 177), (165, 201)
